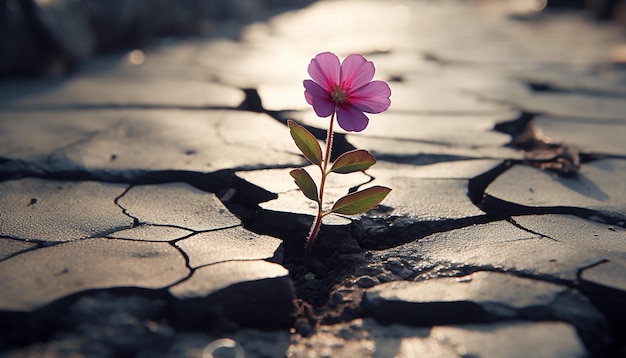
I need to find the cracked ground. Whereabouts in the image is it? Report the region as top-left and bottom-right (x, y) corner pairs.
(1, 1), (626, 357)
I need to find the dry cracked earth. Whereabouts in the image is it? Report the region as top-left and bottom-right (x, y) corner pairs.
(1, 1), (626, 357)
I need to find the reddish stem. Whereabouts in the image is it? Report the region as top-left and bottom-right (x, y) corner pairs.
(303, 108), (336, 266)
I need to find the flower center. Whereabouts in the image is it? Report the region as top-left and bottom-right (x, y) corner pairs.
(330, 85), (348, 104)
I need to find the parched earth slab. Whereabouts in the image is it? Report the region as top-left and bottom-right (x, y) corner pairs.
(373, 321), (586, 358)
(0, 110), (110, 166)
(0, 238), (189, 312)
(288, 318), (587, 358)
(175, 226), (282, 268)
(362, 271), (607, 348)
(384, 83), (512, 114)
(414, 12), (620, 68)
(428, 321), (587, 358)
(354, 176), (485, 249)
(513, 214), (626, 266)
(118, 183), (240, 231)
(236, 168), (301, 195)
(169, 260), (289, 300)
(380, 177), (484, 221)
(218, 110), (302, 157)
(0, 110), (303, 176)
(257, 83), (316, 111)
(346, 135), (523, 161)
(53, 110), (303, 174)
(535, 115), (626, 157)
(294, 111), (514, 147)
(256, 0), (620, 72)
(192, 38), (311, 88)
(107, 225), (193, 242)
(383, 220), (604, 282)
(485, 159), (626, 220)
(245, 1), (419, 55)
(0, 237), (38, 261)
(420, 65), (530, 99)
(579, 261), (626, 330)
(169, 260), (294, 329)
(364, 271), (568, 324)
(367, 159), (504, 180)
(359, 161), (490, 221)
(484, 91), (626, 121)
(0, 179), (132, 242)
(0, 75), (243, 109)
(581, 261), (626, 293)
(515, 66), (626, 97)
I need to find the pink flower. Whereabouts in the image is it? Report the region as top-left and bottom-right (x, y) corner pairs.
(303, 52), (391, 132)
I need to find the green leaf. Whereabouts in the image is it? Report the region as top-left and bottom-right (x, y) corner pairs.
(329, 186), (391, 215)
(288, 120), (323, 166)
(290, 168), (319, 203)
(330, 149), (376, 174)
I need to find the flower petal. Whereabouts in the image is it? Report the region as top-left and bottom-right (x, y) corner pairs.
(336, 104), (370, 132)
(349, 80), (391, 114)
(304, 80), (335, 117)
(308, 52), (340, 92)
(341, 54), (375, 92)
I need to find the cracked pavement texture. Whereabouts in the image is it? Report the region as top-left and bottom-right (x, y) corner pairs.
(1, 0), (626, 357)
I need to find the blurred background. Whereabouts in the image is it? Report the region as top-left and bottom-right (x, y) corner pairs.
(1, 0), (625, 78)
(0, 0), (315, 77)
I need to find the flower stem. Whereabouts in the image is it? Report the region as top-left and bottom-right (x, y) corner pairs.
(304, 108), (336, 266)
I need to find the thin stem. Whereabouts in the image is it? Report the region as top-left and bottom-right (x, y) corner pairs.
(303, 207), (323, 264)
(304, 108), (336, 266)
(322, 109), (335, 174)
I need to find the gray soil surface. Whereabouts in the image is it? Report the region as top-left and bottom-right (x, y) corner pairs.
(1, 0), (626, 357)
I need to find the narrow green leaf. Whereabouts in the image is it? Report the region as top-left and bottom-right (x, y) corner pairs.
(290, 168), (319, 203)
(330, 149), (376, 174)
(288, 120), (323, 166)
(329, 186), (391, 215)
